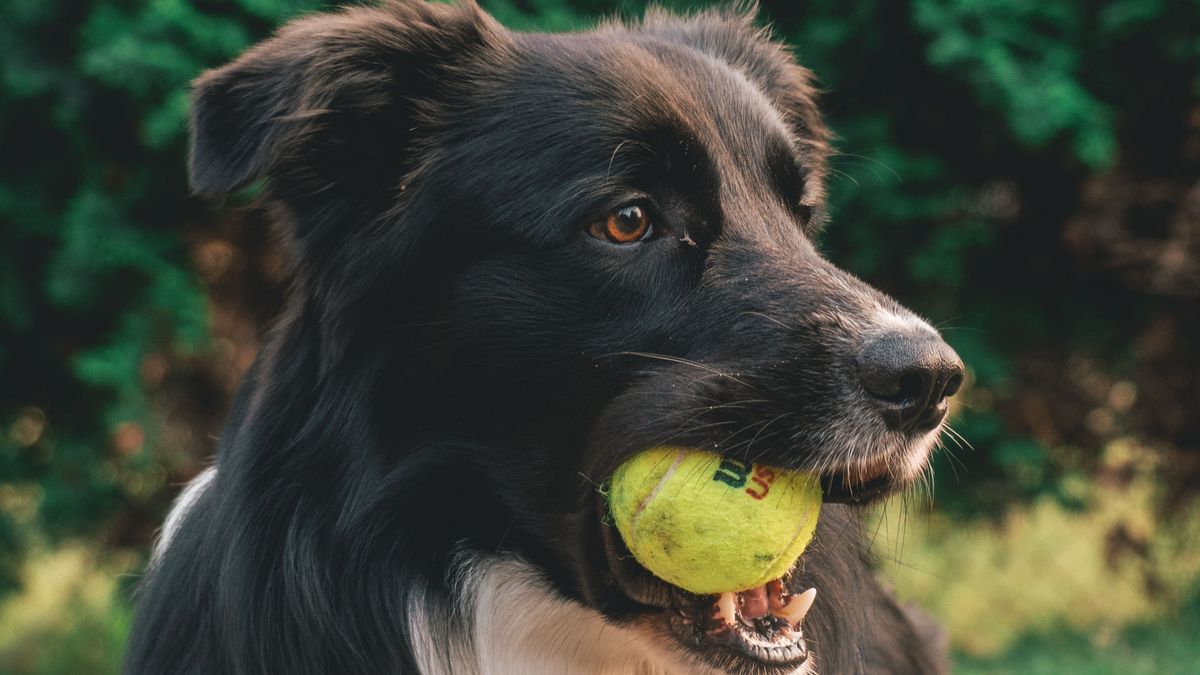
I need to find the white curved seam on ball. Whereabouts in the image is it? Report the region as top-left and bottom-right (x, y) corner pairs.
(630, 448), (688, 531)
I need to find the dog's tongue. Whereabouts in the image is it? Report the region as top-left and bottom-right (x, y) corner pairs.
(740, 584), (771, 618)
(714, 580), (817, 626)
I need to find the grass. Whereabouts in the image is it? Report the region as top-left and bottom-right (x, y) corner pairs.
(871, 439), (1200, 657)
(0, 547), (131, 675)
(955, 595), (1200, 674)
(0, 551), (1195, 675)
(2, 567), (1196, 674)
(2, 439), (1198, 673)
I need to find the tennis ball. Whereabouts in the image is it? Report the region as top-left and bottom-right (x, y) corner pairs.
(607, 447), (822, 595)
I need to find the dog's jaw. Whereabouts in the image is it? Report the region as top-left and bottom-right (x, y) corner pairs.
(406, 552), (801, 675)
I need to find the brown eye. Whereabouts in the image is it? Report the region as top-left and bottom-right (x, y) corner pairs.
(590, 205), (652, 244)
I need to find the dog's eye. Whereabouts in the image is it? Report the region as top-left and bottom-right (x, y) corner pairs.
(590, 205), (652, 244)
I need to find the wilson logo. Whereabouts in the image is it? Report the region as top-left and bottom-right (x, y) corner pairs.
(712, 459), (778, 500)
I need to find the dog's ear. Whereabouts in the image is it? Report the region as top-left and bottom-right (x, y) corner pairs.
(189, 1), (506, 195)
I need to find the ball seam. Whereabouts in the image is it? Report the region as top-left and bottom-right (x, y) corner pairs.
(628, 448), (688, 534)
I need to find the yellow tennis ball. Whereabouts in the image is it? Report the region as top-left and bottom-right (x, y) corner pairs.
(607, 446), (822, 595)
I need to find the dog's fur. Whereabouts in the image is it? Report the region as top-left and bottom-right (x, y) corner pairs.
(126, 3), (951, 673)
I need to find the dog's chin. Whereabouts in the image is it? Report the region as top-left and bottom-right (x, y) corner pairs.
(592, 429), (941, 674)
(819, 429), (940, 505)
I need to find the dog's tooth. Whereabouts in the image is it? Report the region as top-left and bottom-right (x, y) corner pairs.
(774, 587), (817, 626)
(717, 592), (738, 626)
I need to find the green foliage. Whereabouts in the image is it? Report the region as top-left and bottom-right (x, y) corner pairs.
(762, 0), (1199, 519)
(956, 594), (1200, 674)
(913, 0), (1116, 167)
(0, 0), (332, 592)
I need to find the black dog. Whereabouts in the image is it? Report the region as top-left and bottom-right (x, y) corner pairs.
(126, 2), (962, 673)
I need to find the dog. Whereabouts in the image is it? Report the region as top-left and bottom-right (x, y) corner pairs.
(125, 2), (963, 673)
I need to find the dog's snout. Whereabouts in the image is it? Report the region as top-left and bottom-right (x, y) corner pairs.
(857, 333), (964, 433)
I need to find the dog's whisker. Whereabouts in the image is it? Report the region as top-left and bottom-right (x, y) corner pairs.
(722, 426), (787, 462)
(826, 166), (861, 188)
(740, 310), (795, 332)
(600, 351), (754, 388)
(944, 425), (975, 452)
(942, 429), (966, 452)
(932, 313), (984, 331)
(739, 413), (793, 462)
(830, 151), (902, 183)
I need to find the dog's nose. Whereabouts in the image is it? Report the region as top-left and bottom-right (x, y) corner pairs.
(857, 333), (964, 432)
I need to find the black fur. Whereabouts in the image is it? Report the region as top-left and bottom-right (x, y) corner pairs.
(127, 2), (950, 673)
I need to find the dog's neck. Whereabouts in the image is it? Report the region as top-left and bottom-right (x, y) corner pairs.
(155, 469), (807, 675)
(409, 552), (814, 675)
(408, 553), (668, 675)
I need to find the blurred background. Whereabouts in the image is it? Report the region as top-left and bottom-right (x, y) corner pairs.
(1, 0), (1198, 672)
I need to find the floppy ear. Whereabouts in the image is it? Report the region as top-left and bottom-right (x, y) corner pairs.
(189, 0), (506, 195)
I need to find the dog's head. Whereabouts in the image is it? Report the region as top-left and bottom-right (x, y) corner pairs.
(191, 2), (962, 672)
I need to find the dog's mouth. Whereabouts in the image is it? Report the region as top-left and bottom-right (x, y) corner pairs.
(597, 457), (897, 672)
(818, 453), (898, 504)
(598, 504), (817, 671)
(665, 573), (816, 670)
